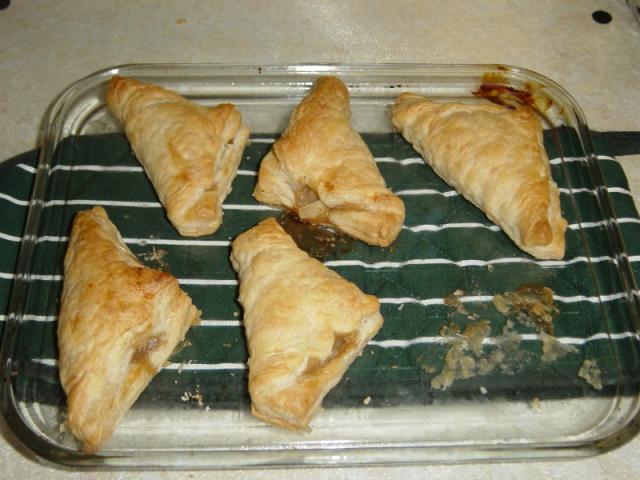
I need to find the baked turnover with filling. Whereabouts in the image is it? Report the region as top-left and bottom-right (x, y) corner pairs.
(58, 206), (200, 452)
(392, 93), (566, 259)
(253, 76), (405, 247)
(107, 76), (250, 237)
(231, 218), (384, 429)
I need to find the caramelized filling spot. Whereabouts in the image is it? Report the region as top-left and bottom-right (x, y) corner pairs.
(277, 212), (351, 259)
(303, 331), (358, 375)
(295, 186), (319, 207)
(132, 335), (166, 363)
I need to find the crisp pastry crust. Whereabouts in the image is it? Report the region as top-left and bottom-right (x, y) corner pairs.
(107, 76), (250, 237)
(253, 76), (405, 247)
(58, 206), (200, 453)
(392, 93), (567, 260)
(230, 218), (384, 430)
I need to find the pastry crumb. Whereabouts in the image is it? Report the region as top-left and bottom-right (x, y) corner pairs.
(431, 320), (492, 390)
(530, 397), (542, 409)
(177, 359), (193, 374)
(479, 386), (488, 395)
(233, 311), (240, 317)
(439, 322), (460, 336)
(222, 342), (232, 348)
(431, 319), (527, 390)
(493, 284), (558, 335)
(578, 358), (603, 390)
(180, 385), (205, 408)
(192, 393), (204, 408)
(176, 18), (187, 25)
(443, 289), (466, 314)
(487, 264), (494, 272)
(540, 333), (578, 362)
(140, 247), (168, 268)
(363, 396), (371, 405)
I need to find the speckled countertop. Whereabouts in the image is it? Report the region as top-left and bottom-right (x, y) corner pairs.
(1, 0), (639, 478)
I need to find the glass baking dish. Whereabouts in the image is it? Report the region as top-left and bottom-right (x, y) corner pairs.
(1, 63), (640, 469)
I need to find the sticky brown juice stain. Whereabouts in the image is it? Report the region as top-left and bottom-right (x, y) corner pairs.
(277, 212), (352, 259)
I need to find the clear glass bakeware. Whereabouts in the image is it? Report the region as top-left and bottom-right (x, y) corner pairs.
(1, 63), (640, 469)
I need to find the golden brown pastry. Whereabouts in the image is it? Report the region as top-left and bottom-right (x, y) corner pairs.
(253, 76), (405, 247)
(230, 218), (383, 430)
(58, 206), (200, 453)
(392, 93), (567, 259)
(107, 76), (250, 236)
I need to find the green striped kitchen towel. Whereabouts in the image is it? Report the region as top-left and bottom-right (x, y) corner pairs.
(1, 130), (639, 410)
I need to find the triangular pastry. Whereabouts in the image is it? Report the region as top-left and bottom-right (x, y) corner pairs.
(253, 76), (405, 247)
(230, 218), (384, 429)
(107, 76), (250, 237)
(58, 206), (200, 452)
(392, 93), (567, 259)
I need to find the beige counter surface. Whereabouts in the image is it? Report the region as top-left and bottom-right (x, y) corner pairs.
(1, 0), (639, 478)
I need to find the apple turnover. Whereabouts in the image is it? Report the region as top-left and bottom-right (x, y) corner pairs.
(253, 76), (405, 247)
(107, 76), (250, 236)
(58, 206), (200, 452)
(230, 218), (383, 429)
(392, 93), (566, 259)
